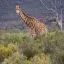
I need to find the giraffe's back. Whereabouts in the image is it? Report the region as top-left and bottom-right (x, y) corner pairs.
(30, 18), (47, 36)
(35, 20), (47, 35)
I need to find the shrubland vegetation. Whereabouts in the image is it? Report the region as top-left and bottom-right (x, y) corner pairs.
(0, 31), (64, 64)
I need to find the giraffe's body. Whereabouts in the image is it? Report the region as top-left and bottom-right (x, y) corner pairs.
(16, 4), (47, 37)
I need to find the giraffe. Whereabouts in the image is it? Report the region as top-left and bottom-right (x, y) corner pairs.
(16, 4), (48, 37)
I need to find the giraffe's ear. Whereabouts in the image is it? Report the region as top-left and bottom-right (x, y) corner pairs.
(16, 3), (19, 6)
(16, 3), (20, 9)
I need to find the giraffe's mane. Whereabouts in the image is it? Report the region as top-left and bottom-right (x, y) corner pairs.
(20, 7), (34, 20)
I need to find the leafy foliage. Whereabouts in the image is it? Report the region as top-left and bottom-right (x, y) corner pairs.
(0, 31), (64, 64)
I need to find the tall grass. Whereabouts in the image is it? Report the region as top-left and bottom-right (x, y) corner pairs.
(0, 31), (64, 64)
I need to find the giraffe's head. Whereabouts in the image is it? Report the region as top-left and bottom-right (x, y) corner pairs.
(16, 4), (20, 15)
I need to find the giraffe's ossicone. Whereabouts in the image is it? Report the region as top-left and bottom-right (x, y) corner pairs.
(16, 4), (48, 37)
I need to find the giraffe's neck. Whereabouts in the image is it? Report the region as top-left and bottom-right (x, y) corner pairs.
(19, 8), (34, 28)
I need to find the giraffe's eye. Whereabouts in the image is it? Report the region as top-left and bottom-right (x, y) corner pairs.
(16, 5), (20, 9)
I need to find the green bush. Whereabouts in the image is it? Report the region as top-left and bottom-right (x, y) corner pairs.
(2, 52), (31, 64)
(0, 32), (30, 44)
(43, 31), (64, 64)
(0, 31), (64, 64)
(19, 36), (43, 59)
(0, 43), (18, 63)
(31, 54), (51, 64)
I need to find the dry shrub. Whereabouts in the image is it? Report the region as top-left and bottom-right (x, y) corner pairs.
(31, 54), (51, 64)
(0, 43), (18, 63)
(1, 52), (31, 64)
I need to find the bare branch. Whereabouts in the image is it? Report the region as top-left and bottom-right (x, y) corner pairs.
(60, 0), (61, 5)
(59, 0), (63, 21)
(40, 0), (63, 31)
(39, 0), (50, 10)
(39, 0), (57, 13)
(60, 9), (63, 21)
(54, 0), (57, 10)
(48, 0), (57, 10)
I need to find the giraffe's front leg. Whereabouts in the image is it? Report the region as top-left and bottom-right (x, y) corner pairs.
(30, 28), (36, 37)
